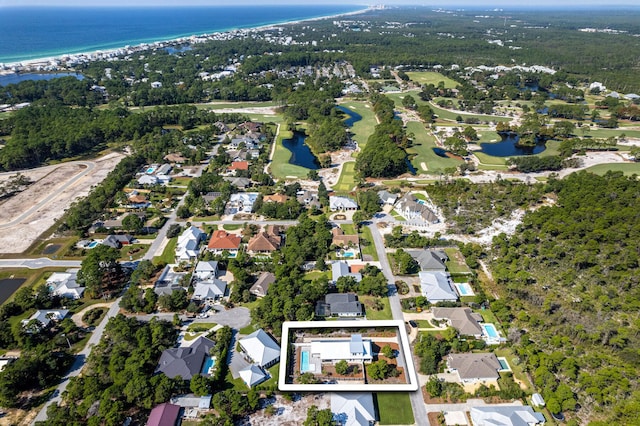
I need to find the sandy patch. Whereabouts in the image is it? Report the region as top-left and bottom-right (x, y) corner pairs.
(0, 153), (125, 254)
(247, 393), (330, 426)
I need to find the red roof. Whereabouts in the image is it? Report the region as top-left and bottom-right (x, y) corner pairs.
(146, 403), (181, 426)
(208, 230), (241, 250)
(229, 161), (249, 171)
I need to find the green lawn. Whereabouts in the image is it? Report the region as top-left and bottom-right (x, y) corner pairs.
(494, 347), (533, 392)
(416, 319), (434, 329)
(359, 226), (379, 261)
(586, 162), (640, 176)
(305, 270), (331, 282)
(376, 392), (414, 425)
(360, 295), (392, 320)
(119, 244), (150, 261)
(443, 248), (472, 274)
(405, 71), (459, 88)
(153, 237), (177, 265)
(390, 209), (406, 221)
(339, 101), (377, 152)
(473, 152), (509, 170)
(222, 224), (243, 231)
(341, 224), (357, 234)
(405, 121), (461, 173)
(334, 161), (357, 192)
(270, 127), (310, 179)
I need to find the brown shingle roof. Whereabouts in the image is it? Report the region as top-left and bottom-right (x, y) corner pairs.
(263, 194), (289, 203)
(229, 161), (249, 171)
(332, 227), (359, 248)
(247, 232), (281, 252)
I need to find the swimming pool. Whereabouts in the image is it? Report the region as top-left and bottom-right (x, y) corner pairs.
(301, 351), (314, 373)
(342, 251), (355, 258)
(417, 199), (426, 205)
(146, 167), (155, 174)
(482, 323), (499, 338)
(497, 357), (510, 371)
(201, 356), (216, 374)
(454, 283), (475, 296)
(88, 241), (99, 248)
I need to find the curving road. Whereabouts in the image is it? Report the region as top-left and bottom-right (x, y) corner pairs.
(0, 161), (96, 229)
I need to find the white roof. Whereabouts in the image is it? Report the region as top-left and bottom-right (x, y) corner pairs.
(22, 309), (69, 329)
(470, 405), (546, 426)
(192, 280), (226, 299)
(176, 226), (206, 260)
(138, 174), (159, 185)
(239, 364), (268, 387)
(239, 329), (280, 367)
(419, 271), (457, 302)
(330, 195), (358, 210)
(331, 393), (376, 426)
(310, 337), (373, 362)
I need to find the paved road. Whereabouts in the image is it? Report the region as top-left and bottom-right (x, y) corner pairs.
(368, 221), (430, 426)
(0, 161), (95, 229)
(0, 258), (82, 269)
(132, 306), (251, 330)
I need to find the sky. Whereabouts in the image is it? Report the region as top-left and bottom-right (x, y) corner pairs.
(1, 0), (639, 7)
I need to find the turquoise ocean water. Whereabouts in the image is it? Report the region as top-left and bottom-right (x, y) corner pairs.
(0, 5), (362, 64)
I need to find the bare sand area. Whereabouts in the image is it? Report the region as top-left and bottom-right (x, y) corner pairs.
(0, 152), (125, 254)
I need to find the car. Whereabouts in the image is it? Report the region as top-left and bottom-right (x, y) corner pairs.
(408, 320), (418, 328)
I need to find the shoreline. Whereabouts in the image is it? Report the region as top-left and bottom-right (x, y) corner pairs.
(0, 7), (370, 71)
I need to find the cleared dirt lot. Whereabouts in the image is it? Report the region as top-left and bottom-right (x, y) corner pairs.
(0, 152), (125, 254)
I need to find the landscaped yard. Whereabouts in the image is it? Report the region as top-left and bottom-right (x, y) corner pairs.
(359, 226), (379, 261)
(493, 348), (533, 392)
(304, 270), (331, 282)
(119, 244), (150, 261)
(360, 295), (392, 320)
(333, 161), (357, 192)
(376, 392), (415, 425)
(443, 248), (472, 274)
(340, 224), (357, 234)
(153, 236), (177, 265)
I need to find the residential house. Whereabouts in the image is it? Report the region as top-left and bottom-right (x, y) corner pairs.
(377, 190), (398, 206)
(125, 192), (151, 209)
(156, 164), (172, 176)
(331, 393), (376, 426)
(332, 227), (359, 249)
(150, 81), (163, 89)
(431, 307), (483, 337)
(155, 336), (216, 380)
(223, 177), (252, 190)
(227, 161), (249, 175)
(247, 226), (282, 254)
(138, 174), (160, 186)
(332, 261), (362, 284)
(263, 194), (289, 203)
(239, 364), (268, 388)
(46, 270), (84, 299)
(176, 226), (206, 262)
(418, 271), (457, 303)
(316, 293), (363, 318)
(146, 402), (181, 426)
(154, 264), (188, 296)
(395, 193), (438, 223)
(329, 195), (358, 211)
(164, 153), (187, 164)
(202, 192), (223, 207)
(250, 272), (276, 298)
(193, 261), (219, 281)
(532, 393), (546, 407)
(21, 309), (69, 332)
(309, 334), (373, 364)
(226, 192), (259, 214)
(470, 406), (546, 426)
(447, 353), (501, 383)
(407, 249), (448, 272)
(207, 230), (241, 255)
(238, 121), (263, 133)
(239, 329), (281, 368)
(192, 279), (227, 302)
(102, 234), (134, 249)
(297, 190), (321, 209)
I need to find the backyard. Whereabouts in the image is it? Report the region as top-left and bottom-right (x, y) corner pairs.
(376, 392), (415, 425)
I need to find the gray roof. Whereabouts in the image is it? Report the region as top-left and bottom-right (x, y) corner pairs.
(419, 271), (457, 302)
(408, 250), (448, 271)
(349, 334), (365, 354)
(317, 293), (363, 316)
(447, 353), (501, 380)
(431, 307), (483, 336)
(192, 279), (227, 300)
(332, 261), (362, 283)
(239, 364), (268, 387)
(470, 405), (546, 426)
(156, 336), (215, 380)
(250, 272), (276, 297)
(331, 393), (376, 426)
(223, 177), (251, 188)
(377, 190), (398, 204)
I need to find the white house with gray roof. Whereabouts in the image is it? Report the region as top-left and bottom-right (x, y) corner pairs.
(470, 406), (546, 426)
(447, 352), (501, 383)
(419, 271), (457, 303)
(239, 329), (280, 368)
(329, 195), (358, 211)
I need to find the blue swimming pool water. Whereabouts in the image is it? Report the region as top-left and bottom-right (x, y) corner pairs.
(146, 167), (155, 174)
(483, 324), (499, 338)
(458, 285), (468, 295)
(342, 251), (355, 258)
(498, 358), (509, 370)
(417, 199), (426, 205)
(201, 356), (216, 374)
(301, 351), (311, 373)
(88, 241), (99, 248)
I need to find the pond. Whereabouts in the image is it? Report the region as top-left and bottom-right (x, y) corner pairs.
(282, 131), (320, 170)
(480, 134), (546, 157)
(432, 148), (448, 158)
(0, 278), (26, 305)
(336, 105), (362, 127)
(0, 72), (84, 87)
(42, 244), (62, 255)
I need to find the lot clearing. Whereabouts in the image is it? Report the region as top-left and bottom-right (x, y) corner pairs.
(0, 152), (125, 254)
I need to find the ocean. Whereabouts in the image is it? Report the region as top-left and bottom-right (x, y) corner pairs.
(0, 5), (363, 64)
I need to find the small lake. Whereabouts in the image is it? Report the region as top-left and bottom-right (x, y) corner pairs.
(0, 72), (84, 87)
(336, 105), (362, 127)
(0, 278), (26, 305)
(480, 134), (546, 157)
(282, 131), (320, 170)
